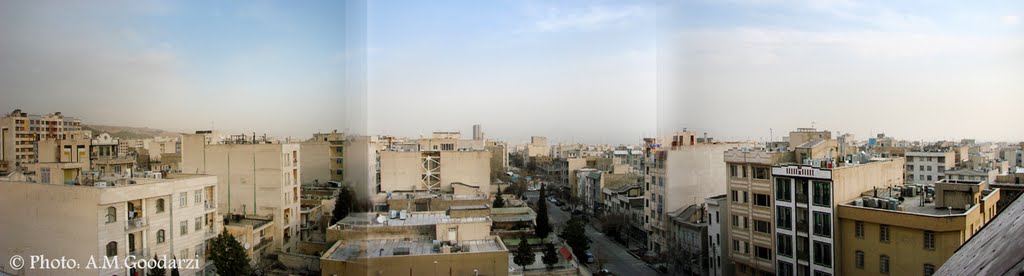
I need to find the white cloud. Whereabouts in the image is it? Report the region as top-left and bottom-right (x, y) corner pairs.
(532, 5), (649, 32)
(1003, 15), (1020, 25)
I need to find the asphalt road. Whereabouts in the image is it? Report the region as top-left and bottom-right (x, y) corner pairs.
(545, 200), (660, 276)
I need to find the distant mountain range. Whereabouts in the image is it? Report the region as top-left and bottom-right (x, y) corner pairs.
(83, 125), (181, 140)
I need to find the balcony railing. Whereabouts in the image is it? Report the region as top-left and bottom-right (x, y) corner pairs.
(125, 218), (148, 231)
(128, 247), (149, 258)
(205, 201), (216, 211)
(255, 236), (273, 250)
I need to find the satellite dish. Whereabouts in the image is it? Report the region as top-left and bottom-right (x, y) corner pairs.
(376, 215), (386, 224)
(244, 243), (251, 250)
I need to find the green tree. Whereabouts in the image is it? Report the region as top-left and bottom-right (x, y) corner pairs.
(147, 259), (166, 276)
(559, 216), (591, 260)
(331, 186), (355, 224)
(535, 184), (552, 238)
(542, 243), (560, 270)
(512, 234), (536, 271)
(493, 186), (506, 208)
(208, 230), (253, 276)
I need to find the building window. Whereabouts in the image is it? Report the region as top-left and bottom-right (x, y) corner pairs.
(777, 233), (793, 257)
(754, 220), (771, 233)
(776, 178), (792, 202)
(777, 206), (792, 230)
(157, 230), (166, 243)
(156, 199), (165, 213)
(813, 211), (831, 237)
(855, 221), (864, 238)
(733, 240), (740, 252)
(732, 215), (739, 227)
(106, 241), (118, 257)
(813, 271), (831, 276)
(731, 165), (739, 177)
(753, 167), (769, 180)
(880, 224), (890, 242)
(812, 241), (832, 268)
(855, 250), (864, 268)
(195, 217), (202, 231)
(731, 190), (739, 202)
(754, 193), (771, 207)
(812, 181), (831, 206)
(743, 191), (748, 203)
(179, 192), (187, 207)
(755, 246), (772, 260)
(180, 221), (188, 235)
(880, 255), (890, 274)
(924, 264), (935, 276)
(106, 206), (117, 223)
(777, 261), (794, 276)
(194, 189), (202, 204)
(924, 230), (935, 250)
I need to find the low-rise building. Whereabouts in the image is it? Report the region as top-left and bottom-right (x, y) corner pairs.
(667, 204), (710, 276)
(836, 180), (1000, 276)
(905, 150), (956, 185)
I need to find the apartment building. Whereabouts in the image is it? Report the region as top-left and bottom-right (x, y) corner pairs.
(905, 150), (955, 185)
(91, 133), (136, 175)
(181, 133), (303, 253)
(344, 135), (381, 204)
(706, 195), (731, 276)
(667, 204), (710, 275)
(525, 136), (549, 158)
(486, 140), (509, 177)
(576, 168), (638, 217)
(300, 131), (346, 185)
(145, 136), (180, 163)
(645, 131), (740, 253)
(0, 109), (84, 171)
(836, 180), (1000, 276)
(772, 158), (905, 276)
(0, 167), (220, 276)
(725, 148), (793, 276)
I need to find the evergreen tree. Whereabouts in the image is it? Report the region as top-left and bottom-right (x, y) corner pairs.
(535, 184), (552, 238)
(331, 186), (355, 224)
(208, 230), (253, 276)
(542, 243), (559, 270)
(493, 186), (506, 208)
(559, 216), (591, 260)
(512, 234), (536, 271)
(147, 259), (166, 276)
(170, 261), (180, 276)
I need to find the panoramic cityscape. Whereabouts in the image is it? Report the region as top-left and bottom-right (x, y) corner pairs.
(2, 1), (1024, 276)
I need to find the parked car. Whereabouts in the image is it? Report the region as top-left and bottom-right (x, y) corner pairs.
(584, 252), (596, 264)
(597, 269), (613, 276)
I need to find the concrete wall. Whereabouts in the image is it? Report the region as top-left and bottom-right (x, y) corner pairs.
(321, 248), (509, 276)
(300, 142), (331, 185)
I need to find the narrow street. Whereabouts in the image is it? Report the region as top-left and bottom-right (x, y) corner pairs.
(545, 200), (660, 276)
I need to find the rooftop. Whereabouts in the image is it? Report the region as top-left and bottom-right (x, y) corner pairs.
(935, 195), (1024, 275)
(336, 212), (491, 228)
(326, 238), (505, 261)
(842, 184), (996, 216)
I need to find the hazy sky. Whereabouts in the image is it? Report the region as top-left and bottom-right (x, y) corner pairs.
(1, 1), (1022, 144)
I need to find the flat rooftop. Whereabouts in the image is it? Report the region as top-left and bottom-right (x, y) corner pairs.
(327, 238), (505, 261)
(227, 217), (273, 229)
(336, 212), (490, 228)
(843, 185), (995, 216)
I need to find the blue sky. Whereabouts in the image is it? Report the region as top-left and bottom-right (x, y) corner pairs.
(0, 1), (1021, 143)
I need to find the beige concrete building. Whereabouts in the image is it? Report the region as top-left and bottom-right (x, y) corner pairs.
(525, 136), (550, 158)
(0, 109), (84, 171)
(344, 135), (380, 204)
(725, 148), (793, 276)
(91, 133), (136, 175)
(300, 131), (346, 185)
(224, 215), (276, 265)
(0, 168), (220, 276)
(378, 150), (491, 194)
(145, 136), (180, 163)
(486, 140), (509, 177)
(181, 133), (302, 253)
(644, 131), (742, 253)
(836, 180), (999, 276)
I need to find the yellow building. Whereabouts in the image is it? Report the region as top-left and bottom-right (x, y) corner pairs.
(836, 180), (999, 276)
(0, 167), (220, 276)
(378, 150), (491, 194)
